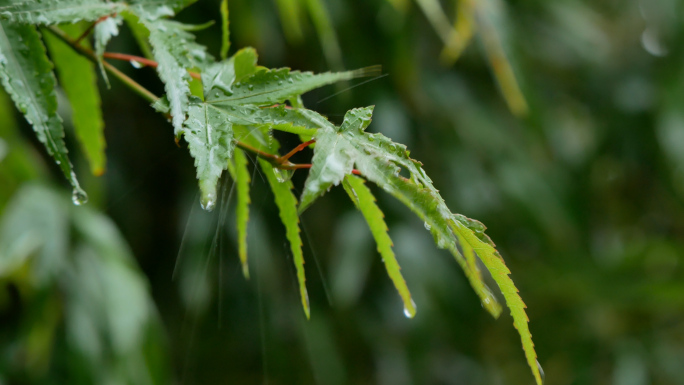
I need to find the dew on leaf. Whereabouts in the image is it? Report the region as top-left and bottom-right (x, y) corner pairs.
(403, 298), (417, 318)
(71, 189), (88, 206)
(423, 222), (431, 231)
(274, 168), (294, 183)
(536, 360), (545, 385)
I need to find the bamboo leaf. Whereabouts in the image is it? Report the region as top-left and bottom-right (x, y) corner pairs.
(43, 23), (106, 176)
(220, 0), (229, 59)
(302, 0), (343, 71)
(234, 147), (250, 278)
(274, 0), (304, 44)
(343, 174), (415, 318)
(259, 157), (309, 319)
(0, 21), (86, 203)
(0, 0), (125, 25)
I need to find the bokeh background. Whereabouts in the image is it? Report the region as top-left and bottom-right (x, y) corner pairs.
(2, 0), (684, 384)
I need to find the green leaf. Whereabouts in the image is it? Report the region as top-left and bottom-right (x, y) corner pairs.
(93, 14), (122, 87)
(300, 106), (502, 317)
(259, 157), (309, 319)
(183, 99), (235, 211)
(342, 174), (415, 318)
(43, 23), (106, 176)
(220, 0), (229, 60)
(451, 217), (542, 385)
(0, 21), (86, 203)
(301, 105), (541, 383)
(274, 0), (304, 43)
(185, 48), (370, 209)
(302, 0), (343, 71)
(0, 0), (125, 25)
(142, 18), (212, 135)
(121, 11), (153, 60)
(233, 148), (251, 278)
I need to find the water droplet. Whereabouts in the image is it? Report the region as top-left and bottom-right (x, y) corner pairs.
(200, 193), (216, 211)
(71, 189), (88, 206)
(403, 299), (417, 318)
(273, 168), (294, 183)
(17, 103), (27, 113)
(287, 78), (294, 83)
(423, 222), (431, 231)
(278, 80), (283, 85)
(536, 360), (545, 385)
(235, 82), (241, 88)
(247, 84), (254, 90)
(129, 60), (143, 68)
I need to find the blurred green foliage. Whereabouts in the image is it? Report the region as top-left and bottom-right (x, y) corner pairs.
(2, 0), (684, 384)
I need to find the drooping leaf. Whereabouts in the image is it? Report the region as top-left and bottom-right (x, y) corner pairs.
(450, 217), (542, 385)
(141, 18), (213, 135)
(300, 106), (502, 317)
(440, 0), (476, 64)
(300, 105), (542, 383)
(342, 174), (415, 318)
(233, 148), (251, 278)
(0, 21), (86, 202)
(43, 23), (106, 176)
(121, 11), (153, 60)
(258, 158), (309, 319)
(185, 47), (373, 209)
(93, 14), (122, 87)
(0, 0), (125, 25)
(220, 0), (229, 60)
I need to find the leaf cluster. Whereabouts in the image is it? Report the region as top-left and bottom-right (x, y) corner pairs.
(0, 1), (540, 383)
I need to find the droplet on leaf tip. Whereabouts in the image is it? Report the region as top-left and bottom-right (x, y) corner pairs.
(403, 298), (417, 319)
(71, 189), (88, 206)
(200, 193), (216, 211)
(534, 360), (545, 385)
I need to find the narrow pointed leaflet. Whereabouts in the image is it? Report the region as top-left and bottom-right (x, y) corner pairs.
(0, 21), (86, 202)
(234, 148), (251, 278)
(343, 174), (415, 318)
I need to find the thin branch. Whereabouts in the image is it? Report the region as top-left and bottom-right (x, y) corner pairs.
(46, 26), (340, 176)
(280, 139), (315, 163)
(46, 26), (159, 103)
(103, 52), (202, 80)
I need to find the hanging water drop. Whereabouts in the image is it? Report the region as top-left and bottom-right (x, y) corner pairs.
(129, 60), (143, 68)
(403, 298), (417, 318)
(200, 192), (216, 211)
(273, 168), (294, 183)
(536, 360), (545, 385)
(424, 222), (431, 231)
(71, 189), (88, 206)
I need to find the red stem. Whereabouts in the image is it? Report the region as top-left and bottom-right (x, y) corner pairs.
(280, 139), (316, 163)
(102, 52), (202, 80)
